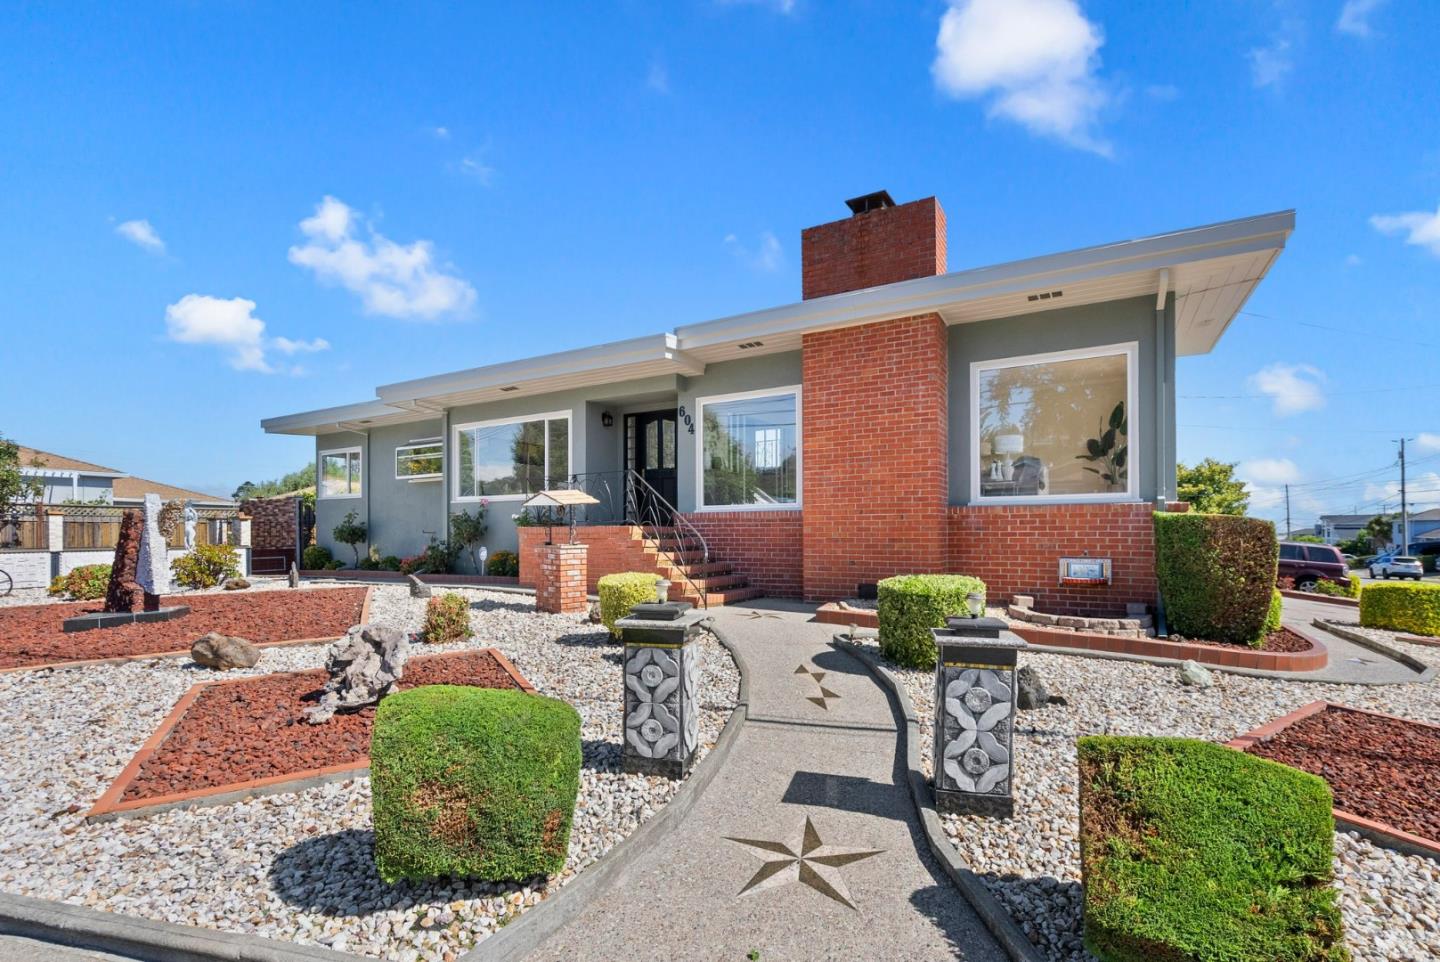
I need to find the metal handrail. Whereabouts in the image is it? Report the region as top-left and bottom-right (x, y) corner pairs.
(624, 469), (710, 608)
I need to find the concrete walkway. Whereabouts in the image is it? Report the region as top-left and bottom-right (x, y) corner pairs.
(524, 601), (1006, 962)
(1279, 595), (1432, 685)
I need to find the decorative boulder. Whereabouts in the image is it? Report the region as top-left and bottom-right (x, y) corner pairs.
(103, 509), (146, 613)
(1178, 660), (1214, 688)
(587, 601), (603, 625)
(304, 624), (410, 724)
(1016, 665), (1050, 710)
(407, 574), (432, 599)
(223, 577), (250, 591)
(191, 632), (261, 670)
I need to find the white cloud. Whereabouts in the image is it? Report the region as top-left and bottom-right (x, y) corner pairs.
(288, 196), (477, 320)
(1248, 36), (1293, 88)
(724, 231), (783, 272)
(647, 61), (670, 94)
(115, 219), (165, 254)
(1371, 204), (1440, 257)
(1337, 0), (1387, 37)
(1416, 432), (1440, 453)
(164, 294), (329, 374)
(1344, 253), (1362, 268)
(1364, 472), (1440, 510)
(432, 126), (451, 140)
(1237, 457), (1301, 486)
(458, 155), (496, 186)
(717, 0), (796, 14)
(932, 0), (1110, 156)
(1249, 362), (1326, 416)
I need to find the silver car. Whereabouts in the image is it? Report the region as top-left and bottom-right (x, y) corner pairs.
(1370, 555), (1424, 580)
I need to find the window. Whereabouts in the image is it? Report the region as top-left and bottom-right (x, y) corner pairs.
(396, 440), (443, 481)
(696, 387), (801, 510)
(319, 447), (362, 499)
(1279, 544), (1303, 561)
(972, 343), (1137, 502)
(454, 412), (570, 500)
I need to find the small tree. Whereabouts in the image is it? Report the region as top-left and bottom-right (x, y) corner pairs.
(0, 433), (42, 516)
(333, 510), (368, 567)
(1364, 514), (1394, 552)
(451, 506), (489, 574)
(1175, 458), (1249, 515)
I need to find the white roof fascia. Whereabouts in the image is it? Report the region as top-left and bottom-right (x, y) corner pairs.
(260, 399), (429, 436)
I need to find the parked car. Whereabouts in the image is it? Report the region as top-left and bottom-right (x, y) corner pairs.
(1369, 553), (1424, 581)
(1278, 542), (1350, 591)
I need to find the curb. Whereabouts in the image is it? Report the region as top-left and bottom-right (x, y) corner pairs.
(459, 619), (751, 962)
(0, 890), (355, 962)
(1009, 623), (1327, 673)
(1309, 619), (1436, 680)
(833, 638), (1045, 962)
(1280, 588), (1359, 608)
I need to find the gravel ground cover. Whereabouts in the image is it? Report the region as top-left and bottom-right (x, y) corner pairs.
(1244, 704), (1440, 843)
(0, 586), (740, 960)
(847, 633), (1440, 962)
(116, 650), (523, 803)
(0, 587), (367, 670)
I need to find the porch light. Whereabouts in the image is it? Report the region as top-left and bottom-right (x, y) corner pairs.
(601, 411), (614, 428)
(966, 592), (984, 618)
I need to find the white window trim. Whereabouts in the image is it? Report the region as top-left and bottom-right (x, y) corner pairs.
(693, 385), (803, 513)
(969, 342), (1140, 506)
(318, 446), (363, 500)
(395, 441), (443, 482)
(452, 410), (572, 502)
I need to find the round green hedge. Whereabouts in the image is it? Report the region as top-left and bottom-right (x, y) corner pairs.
(1360, 582), (1440, 637)
(598, 571), (660, 638)
(371, 685), (581, 884)
(877, 574), (986, 670)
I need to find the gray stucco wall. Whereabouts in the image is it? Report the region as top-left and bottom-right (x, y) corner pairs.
(314, 430), (369, 564)
(314, 421), (445, 565)
(947, 294), (1176, 504)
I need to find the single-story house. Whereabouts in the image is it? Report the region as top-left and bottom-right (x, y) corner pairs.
(1401, 507), (1440, 554)
(262, 191), (1293, 614)
(1315, 514), (1372, 545)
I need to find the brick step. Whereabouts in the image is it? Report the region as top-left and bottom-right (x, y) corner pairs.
(645, 547), (707, 565)
(704, 586), (764, 606)
(662, 561), (733, 578)
(687, 573), (748, 591)
(648, 536), (707, 554)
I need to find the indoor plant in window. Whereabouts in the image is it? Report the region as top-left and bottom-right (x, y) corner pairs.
(1075, 401), (1127, 491)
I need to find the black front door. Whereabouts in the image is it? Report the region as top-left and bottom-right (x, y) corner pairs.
(627, 410), (678, 516)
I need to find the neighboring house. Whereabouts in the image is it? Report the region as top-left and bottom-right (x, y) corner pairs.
(1315, 514), (1372, 545)
(262, 191), (1293, 614)
(1401, 507), (1440, 553)
(0, 445), (245, 588)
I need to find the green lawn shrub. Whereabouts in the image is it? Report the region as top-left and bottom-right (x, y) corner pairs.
(486, 550), (519, 577)
(171, 543), (241, 589)
(48, 564), (110, 601)
(372, 686), (581, 883)
(1359, 582), (1440, 637)
(1078, 736), (1348, 962)
(422, 593), (471, 644)
(877, 574), (986, 670)
(301, 544), (332, 570)
(1311, 574), (1361, 599)
(598, 571), (660, 638)
(1262, 588), (1283, 636)
(1154, 511), (1278, 645)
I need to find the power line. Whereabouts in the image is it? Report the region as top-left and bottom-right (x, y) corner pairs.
(1239, 310), (1440, 351)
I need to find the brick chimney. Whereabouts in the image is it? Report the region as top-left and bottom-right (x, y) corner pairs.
(800, 191), (947, 300)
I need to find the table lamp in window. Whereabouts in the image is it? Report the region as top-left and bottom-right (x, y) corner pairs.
(992, 432), (1024, 481)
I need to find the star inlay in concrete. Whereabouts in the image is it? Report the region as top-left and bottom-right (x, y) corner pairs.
(725, 816), (882, 909)
(795, 663), (840, 710)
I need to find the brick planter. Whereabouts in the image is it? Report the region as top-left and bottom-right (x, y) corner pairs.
(535, 543), (588, 615)
(815, 603), (879, 629)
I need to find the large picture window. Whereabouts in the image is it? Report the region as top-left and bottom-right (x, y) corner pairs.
(454, 412), (570, 500)
(319, 447), (362, 499)
(696, 388), (800, 510)
(972, 343), (1137, 502)
(395, 440), (443, 480)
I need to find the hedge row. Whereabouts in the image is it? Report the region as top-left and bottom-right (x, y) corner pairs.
(1360, 582), (1440, 637)
(1078, 736), (1347, 962)
(877, 574), (986, 669)
(1154, 512), (1278, 646)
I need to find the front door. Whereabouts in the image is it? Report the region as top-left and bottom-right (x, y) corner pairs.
(627, 410), (678, 517)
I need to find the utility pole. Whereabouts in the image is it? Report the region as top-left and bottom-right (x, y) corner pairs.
(1284, 484), (1292, 539)
(1398, 438), (1410, 554)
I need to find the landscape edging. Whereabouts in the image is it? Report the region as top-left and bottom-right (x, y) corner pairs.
(0, 889), (355, 962)
(459, 618), (751, 962)
(1310, 618), (1436, 678)
(833, 637), (1046, 962)
(1280, 588), (1359, 608)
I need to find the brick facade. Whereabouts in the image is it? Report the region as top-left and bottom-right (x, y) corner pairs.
(801, 197), (946, 300)
(534, 543), (589, 614)
(238, 495), (298, 550)
(519, 527), (658, 593)
(801, 314), (949, 601)
(683, 511), (804, 598)
(947, 502), (1159, 617)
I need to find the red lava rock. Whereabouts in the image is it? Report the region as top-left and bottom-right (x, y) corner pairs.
(1245, 705), (1440, 842)
(119, 650), (522, 803)
(0, 588), (367, 670)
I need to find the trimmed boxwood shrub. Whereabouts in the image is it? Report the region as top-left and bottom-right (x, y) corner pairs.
(1360, 582), (1440, 637)
(422, 593), (471, 644)
(1154, 511), (1278, 646)
(877, 574), (986, 670)
(1262, 588), (1283, 636)
(301, 544), (332, 570)
(1078, 736), (1348, 962)
(598, 571), (660, 638)
(372, 686), (581, 883)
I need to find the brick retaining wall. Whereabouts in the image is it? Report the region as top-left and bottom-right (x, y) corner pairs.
(683, 510), (803, 598)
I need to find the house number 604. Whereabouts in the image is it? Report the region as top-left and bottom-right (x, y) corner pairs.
(677, 406), (696, 434)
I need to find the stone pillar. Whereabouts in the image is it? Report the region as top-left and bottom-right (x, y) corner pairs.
(46, 510), (64, 551)
(535, 542), (588, 615)
(617, 603), (706, 779)
(932, 616), (1028, 818)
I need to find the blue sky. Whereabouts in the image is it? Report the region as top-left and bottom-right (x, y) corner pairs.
(2, 0), (1438, 528)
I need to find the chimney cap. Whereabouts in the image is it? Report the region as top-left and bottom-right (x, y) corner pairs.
(845, 190), (895, 216)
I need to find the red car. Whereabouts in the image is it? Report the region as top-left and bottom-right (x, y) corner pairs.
(1278, 542), (1350, 591)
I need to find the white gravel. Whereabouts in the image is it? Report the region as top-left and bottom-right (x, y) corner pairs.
(850, 636), (1440, 962)
(0, 585), (739, 960)
(0, 575), (332, 609)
